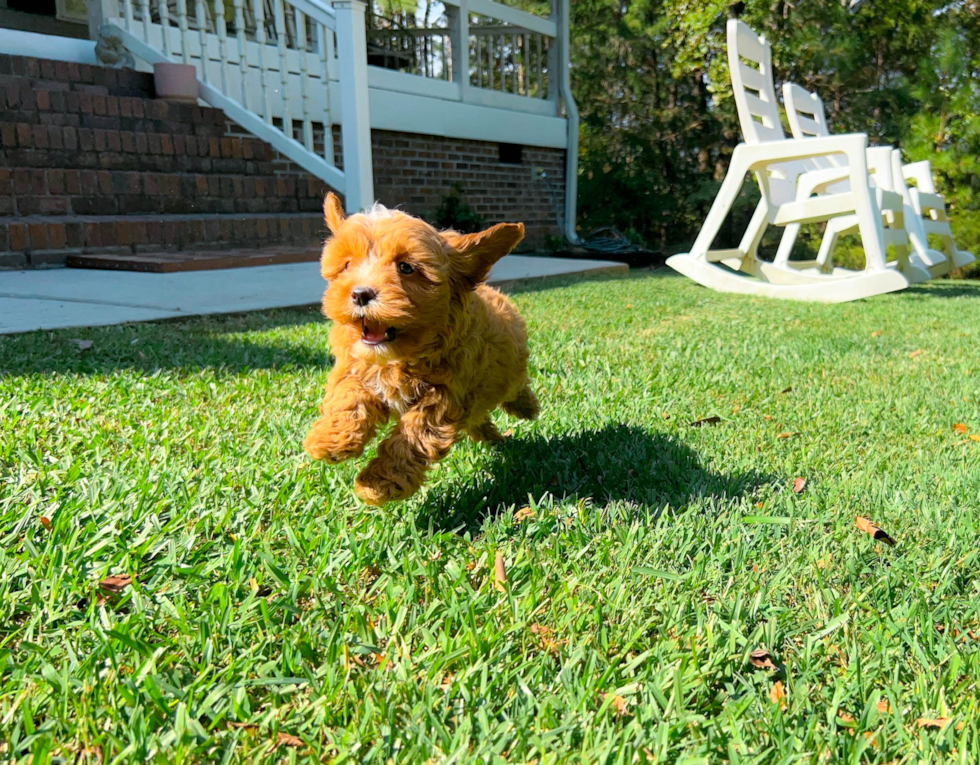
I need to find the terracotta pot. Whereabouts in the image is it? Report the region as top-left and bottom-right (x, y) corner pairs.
(153, 62), (198, 103)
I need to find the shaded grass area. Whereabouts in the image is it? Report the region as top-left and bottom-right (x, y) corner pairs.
(3, 272), (980, 762)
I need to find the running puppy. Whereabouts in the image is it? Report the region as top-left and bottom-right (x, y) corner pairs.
(304, 193), (539, 505)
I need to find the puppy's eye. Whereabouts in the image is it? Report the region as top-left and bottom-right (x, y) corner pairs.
(397, 262), (414, 275)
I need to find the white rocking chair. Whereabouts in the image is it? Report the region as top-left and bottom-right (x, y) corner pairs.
(781, 82), (962, 280)
(667, 19), (910, 302)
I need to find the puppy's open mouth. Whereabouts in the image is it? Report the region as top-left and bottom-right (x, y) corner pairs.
(361, 319), (397, 346)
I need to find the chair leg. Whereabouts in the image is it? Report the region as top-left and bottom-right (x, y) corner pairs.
(690, 149), (750, 260)
(773, 223), (799, 267)
(737, 198), (769, 266)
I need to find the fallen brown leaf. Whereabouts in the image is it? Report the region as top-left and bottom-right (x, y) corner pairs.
(661, 411), (670, 420)
(755, 502), (764, 509)
(514, 507), (535, 522)
(275, 732), (304, 747)
(777, 432), (799, 439)
(856, 517), (896, 546)
(769, 681), (787, 709)
(876, 700), (890, 713)
(781, 386), (793, 394)
(98, 574), (133, 593)
(909, 349), (924, 359)
(763, 414), (772, 421)
(749, 648), (776, 670)
(689, 416), (721, 427)
(916, 717), (962, 730)
(792, 477), (807, 494)
(871, 331), (882, 338)
(494, 550), (507, 591)
(229, 722), (258, 730)
(953, 423), (968, 434)
(604, 693), (631, 717)
(838, 711), (856, 723)
(502, 429), (514, 438)
(971, 435), (980, 442)
(39, 516), (51, 529)
(72, 339), (94, 351)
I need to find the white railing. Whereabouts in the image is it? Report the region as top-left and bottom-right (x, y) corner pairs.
(88, 0), (373, 211)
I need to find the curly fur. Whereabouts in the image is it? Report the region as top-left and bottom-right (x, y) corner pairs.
(303, 193), (539, 505)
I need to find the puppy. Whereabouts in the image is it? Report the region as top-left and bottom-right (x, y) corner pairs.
(303, 193), (540, 505)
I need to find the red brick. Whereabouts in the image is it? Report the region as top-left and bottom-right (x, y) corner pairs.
(47, 223), (67, 250)
(0, 123), (15, 148)
(121, 131), (135, 153)
(0, 169), (10, 195)
(83, 222), (101, 248)
(36, 89), (50, 110)
(9, 223), (27, 252)
(63, 126), (78, 150)
(78, 128), (95, 151)
(92, 94), (107, 116)
(93, 129), (107, 152)
(160, 134), (173, 155)
(64, 170), (80, 195)
(16, 123), (32, 148)
(106, 130), (121, 152)
(97, 171), (112, 195)
(47, 125), (64, 150)
(148, 133), (162, 154)
(106, 96), (119, 117)
(47, 169), (65, 195)
(28, 223), (48, 250)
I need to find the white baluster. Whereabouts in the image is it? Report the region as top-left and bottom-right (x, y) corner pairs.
(253, 0), (272, 123)
(124, 0), (134, 31)
(296, 10), (313, 151)
(274, 0), (292, 140)
(233, 0), (250, 107)
(177, 0), (190, 64)
(475, 34), (482, 88)
(319, 23), (334, 164)
(536, 34), (543, 98)
(196, 0), (209, 83)
(497, 35), (503, 92)
(512, 33), (518, 94)
(158, 0), (171, 56)
(140, 0), (151, 42)
(214, 0), (228, 92)
(487, 36), (493, 90)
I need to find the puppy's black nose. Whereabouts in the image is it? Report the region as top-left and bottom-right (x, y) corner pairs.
(351, 286), (376, 306)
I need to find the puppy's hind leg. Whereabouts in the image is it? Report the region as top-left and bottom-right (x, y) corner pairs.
(502, 381), (540, 421)
(467, 417), (506, 443)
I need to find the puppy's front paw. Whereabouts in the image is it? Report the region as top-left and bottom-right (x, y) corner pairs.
(303, 420), (365, 463)
(355, 460), (418, 505)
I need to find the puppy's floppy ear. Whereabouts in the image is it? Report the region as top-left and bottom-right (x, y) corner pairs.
(323, 192), (346, 235)
(443, 222), (525, 290)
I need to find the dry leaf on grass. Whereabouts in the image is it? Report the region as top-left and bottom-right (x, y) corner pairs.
(98, 574), (133, 593)
(837, 711), (856, 723)
(777, 432), (799, 439)
(502, 429), (514, 438)
(39, 516), (51, 529)
(749, 648), (776, 670)
(876, 700), (890, 713)
(228, 722), (258, 730)
(871, 331), (882, 338)
(514, 507), (535, 522)
(275, 732), (304, 748)
(494, 551), (507, 591)
(916, 717), (962, 730)
(971, 435), (980, 442)
(792, 477), (807, 494)
(603, 693), (631, 717)
(856, 517), (896, 546)
(781, 386), (793, 394)
(72, 339), (94, 351)
(661, 411), (670, 420)
(909, 349), (924, 359)
(953, 423), (968, 434)
(769, 681), (787, 709)
(689, 416), (721, 427)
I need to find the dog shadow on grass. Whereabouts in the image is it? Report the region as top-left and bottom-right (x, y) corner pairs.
(425, 423), (768, 533)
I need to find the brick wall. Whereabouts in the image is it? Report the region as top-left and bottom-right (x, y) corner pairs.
(0, 52), (566, 269)
(327, 127), (566, 249)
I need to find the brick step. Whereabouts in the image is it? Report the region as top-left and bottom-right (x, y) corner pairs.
(0, 213), (324, 270)
(67, 244), (322, 273)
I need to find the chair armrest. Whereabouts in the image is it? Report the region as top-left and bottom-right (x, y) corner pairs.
(738, 133), (869, 169)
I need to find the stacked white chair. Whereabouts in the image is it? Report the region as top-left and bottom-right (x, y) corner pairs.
(781, 83), (973, 279)
(667, 20), (914, 302)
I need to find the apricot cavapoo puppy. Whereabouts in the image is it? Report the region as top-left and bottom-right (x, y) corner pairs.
(303, 193), (539, 505)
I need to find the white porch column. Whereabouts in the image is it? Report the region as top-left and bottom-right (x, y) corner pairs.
(448, 0), (469, 102)
(333, 0), (375, 213)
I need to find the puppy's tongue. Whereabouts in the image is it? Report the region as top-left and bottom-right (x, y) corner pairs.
(361, 320), (393, 345)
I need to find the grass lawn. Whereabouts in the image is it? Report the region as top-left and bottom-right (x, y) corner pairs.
(3, 271), (980, 763)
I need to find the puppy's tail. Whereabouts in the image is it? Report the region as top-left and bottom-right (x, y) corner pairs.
(503, 381), (540, 421)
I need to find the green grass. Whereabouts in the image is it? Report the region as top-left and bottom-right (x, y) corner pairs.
(3, 272), (980, 764)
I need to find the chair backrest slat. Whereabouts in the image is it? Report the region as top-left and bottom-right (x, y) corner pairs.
(727, 19), (784, 145)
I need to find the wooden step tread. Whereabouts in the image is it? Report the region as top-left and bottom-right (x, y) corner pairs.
(67, 245), (322, 273)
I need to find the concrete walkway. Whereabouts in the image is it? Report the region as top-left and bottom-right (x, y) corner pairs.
(0, 255), (626, 335)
